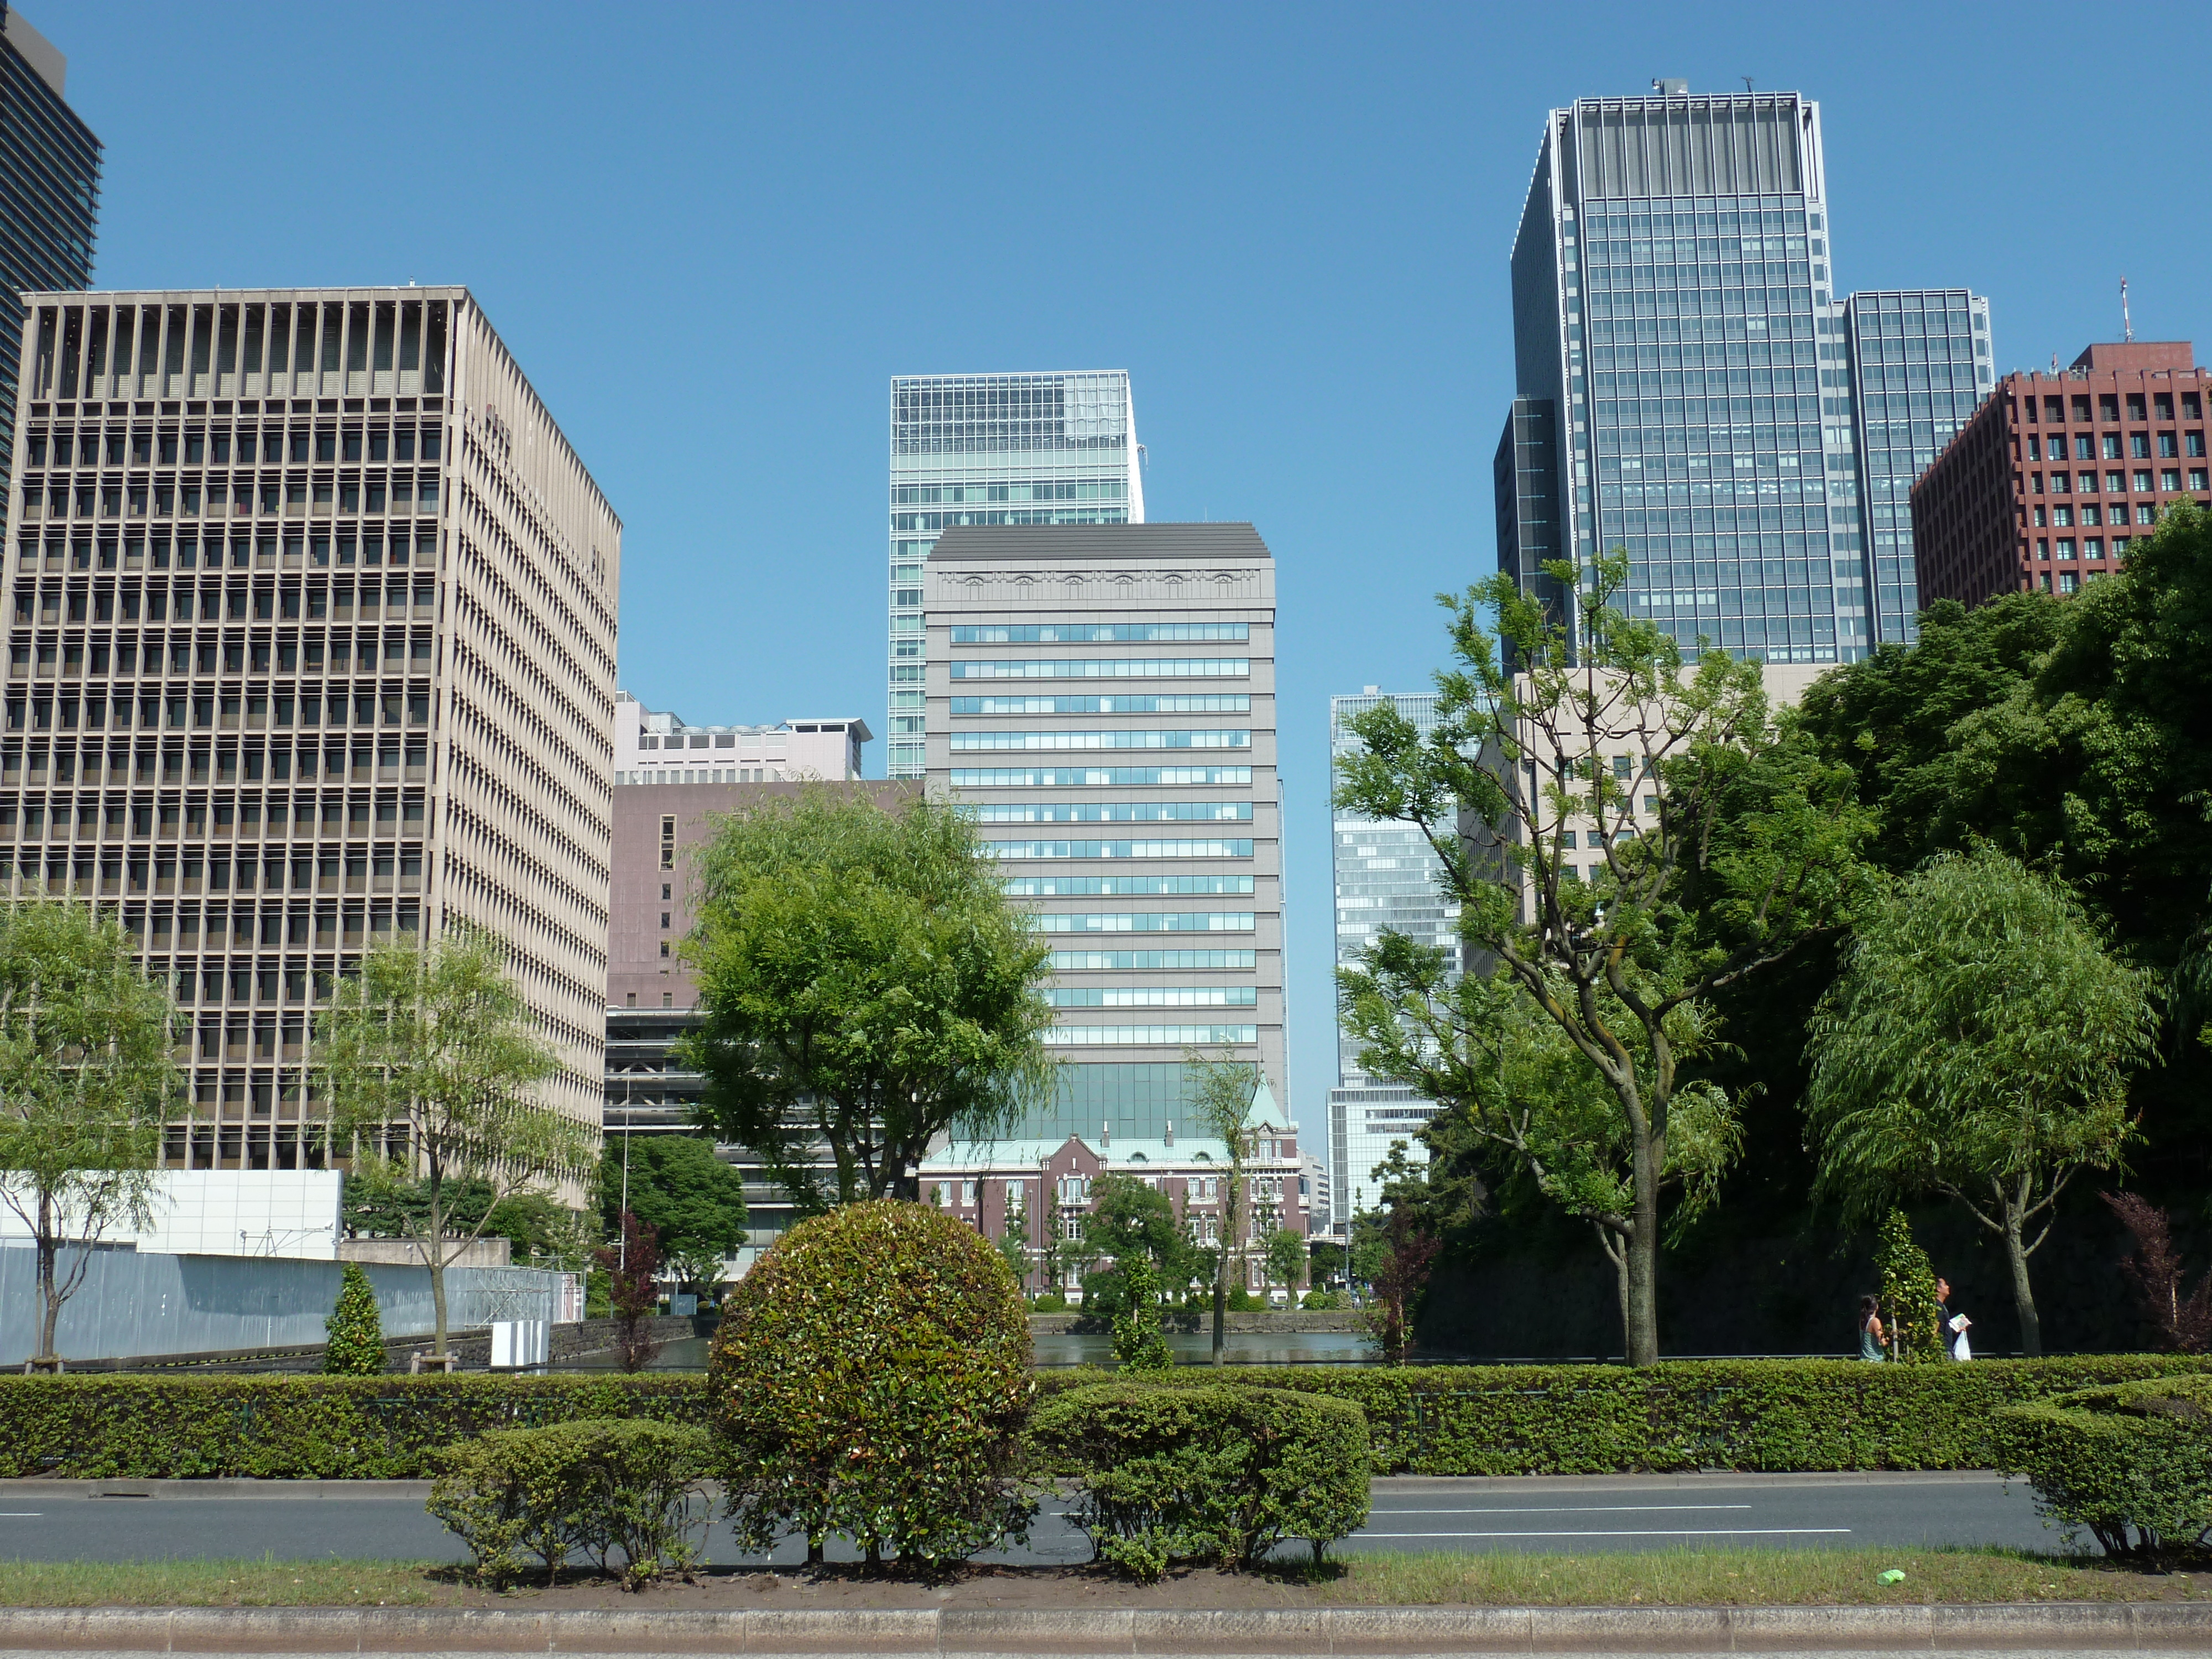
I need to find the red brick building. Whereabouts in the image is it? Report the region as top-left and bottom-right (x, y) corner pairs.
(1912, 342), (2210, 607)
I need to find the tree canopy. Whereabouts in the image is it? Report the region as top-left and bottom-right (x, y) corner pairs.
(595, 1132), (748, 1270)
(684, 790), (1057, 1207)
(1803, 847), (2158, 1355)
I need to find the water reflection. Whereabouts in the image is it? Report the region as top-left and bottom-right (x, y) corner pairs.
(559, 1330), (1379, 1371)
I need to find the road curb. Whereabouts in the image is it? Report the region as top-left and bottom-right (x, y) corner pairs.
(0, 1601), (2206, 1653)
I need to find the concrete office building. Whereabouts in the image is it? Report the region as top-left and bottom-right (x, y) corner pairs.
(887, 373), (1142, 780)
(1498, 83), (1990, 663)
(1912, 342), (2210, 608)
(924, 521), (1285, 1144)
(1325, 687), (1458, 1237)
(3, 287), (619, 1170)
(1, 6), (100, 498)
(604, 719), (910, 1260)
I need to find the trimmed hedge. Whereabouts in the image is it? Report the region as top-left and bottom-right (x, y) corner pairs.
(1035, 1356), (2212, 1474)
(1991, 1374), (2212, 1558)
(3, 1356), (2207, 1480)
(0, 1375), (705, 1479)
(1029, 1381), (1370, 1578)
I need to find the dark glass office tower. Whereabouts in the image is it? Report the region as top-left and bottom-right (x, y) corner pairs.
(1497, 85), (1989, 666)
(1, 5), (100, 495)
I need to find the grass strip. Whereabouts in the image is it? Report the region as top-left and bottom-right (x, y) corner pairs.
(1339, 1546), (2203, 1605)
(0, 1557), (448, 1608)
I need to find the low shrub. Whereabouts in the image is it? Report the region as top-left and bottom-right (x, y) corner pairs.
(1032, 1292), (1070, 1312)
(1225, 1286), (1262, 1313)
(427, 1418), (711, 1587)
(1302, 1290), (1347, 1311)
(1028, 1381), (1370, 1579)
(708, 1199), (1034, 1569)
(1991, 1374), (2212, 1558)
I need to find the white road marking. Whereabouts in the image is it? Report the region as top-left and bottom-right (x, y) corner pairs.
(1355, 1526), (1853, 1539)
(0, 1513), (41, 1518)
(1369, 1504), (1757, 1515)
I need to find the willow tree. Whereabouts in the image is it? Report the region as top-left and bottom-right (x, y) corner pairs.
(1804, 848), (2157, 1355)
(1334, 552), (1873, 1364)
(0, 902), (178, 1370)
(1185, 1047), (1261, 1366)
(684, 790), (1056, 1207)
(319, 930), (592, 1362)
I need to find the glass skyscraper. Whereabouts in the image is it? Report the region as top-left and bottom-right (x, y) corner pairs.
(1, 5), (101, 496)
(1499, 87), (1990, 665)
(1326, 689), (1457, 1235)
(1842, 290), (1994, 644)
(886, 373), (1142, 780)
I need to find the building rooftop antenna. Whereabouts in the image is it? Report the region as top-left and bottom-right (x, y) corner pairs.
(2121, 275), (2133, 343)
(1743, 76), (1755, 92)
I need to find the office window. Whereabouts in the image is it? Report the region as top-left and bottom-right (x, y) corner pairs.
(2057, 539), (2077, 560)
(2159, 432), (2179, 458)
(2163, 469), (2183, 491)
(2074, 435), (2095, 460)
(2053, 505), (2073, 527)
(2128, 394), (2147, 421)
(2085, 538), (2104, 560)
(2137, 503), (2157, 524)
(2059, 571), (2078, 594)
(2189, 432), (2206, 457)
(2134, 469), (2153, 492)
(2103, 433), (2122, 460)
(2193, 469), (2210, 491)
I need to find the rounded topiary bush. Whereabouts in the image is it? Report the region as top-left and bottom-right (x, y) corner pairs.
(708, 1198), (1034, 1567)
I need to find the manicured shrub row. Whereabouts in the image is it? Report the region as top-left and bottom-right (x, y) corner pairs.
(1029, 1381), (1370, 1579)
(1991, 1374), (2212, 1558)
(1035, 1355), (2212, 1474)
(428, 1419), (711, 1587)
(0, 1375), (706, 1479)
(6, 1355), (2206, 1480)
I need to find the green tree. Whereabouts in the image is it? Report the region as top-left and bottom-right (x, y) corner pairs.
(996, 1211), (1032, 1296)
(1262, 1228), (1307, 1298)
(1804, 848), (2158, 1355)
(318, 930), (594, 1362)
(684, 791), (1056, 1207)
(1079, 1172), (1193, 1316)
(1340, 941), (1744, 1353)
(0, 902), (178, 1369)
(1334, 552), (1874, 1363)
(322, 1260), (387, 1375)
(594, 1133), (747, 1284)
(1874, 1209), (1943, 1364)
(1186, 1048), (1261, 1366)
(481, 1191), (596, 1272)
(1109, 1250), (1175, 1373)
(1308, 1239), (1347, 1286)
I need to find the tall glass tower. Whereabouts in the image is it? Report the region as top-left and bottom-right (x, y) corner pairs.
(1499, 86), (1990, 666)
(1, 4), (101, 495)
(1841, 290), (1994, 645)
(886, 373), (1142, 780)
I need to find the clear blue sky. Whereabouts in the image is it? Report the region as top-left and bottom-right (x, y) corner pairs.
(60, 0), (2212, 1141)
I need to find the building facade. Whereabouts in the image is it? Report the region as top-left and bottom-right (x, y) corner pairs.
(3, 286), (620, 1170)
(917, 1077), (1306, 1296)
(1912, 342), (2210, 608)
(1, 5), (100, 498)
(886, 372), (1142, 781)
(1840, 290), (1994, 644)
(1498, 84), (1989, 665)
(923, 521), (1286, 1145)
(604, 745), (913, 1260)
(611, 691), (865, 786)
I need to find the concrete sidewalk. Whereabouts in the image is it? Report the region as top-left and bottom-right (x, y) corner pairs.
(0, 1604), (2208, 1654)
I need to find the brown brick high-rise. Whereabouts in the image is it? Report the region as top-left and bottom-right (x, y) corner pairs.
(1912, 342), (2210, 608)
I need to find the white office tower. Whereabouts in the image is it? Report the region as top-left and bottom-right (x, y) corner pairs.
(886, 373), (1142, 780)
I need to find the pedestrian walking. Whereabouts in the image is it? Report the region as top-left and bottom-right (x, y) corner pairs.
(1858, 1294), (1887, 1362)
(1936, 1277), (1973, 1360)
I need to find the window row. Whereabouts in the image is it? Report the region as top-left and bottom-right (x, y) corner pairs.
(4, 689), (433, 734)
(15, 529), (437, 572)
(0, 741), (430, 786)
(2033, 538), (2130, 562)
(11, 582), (437, 623)
(13, 638), (431, 675)
(0, 848), (425, 896)
(22, 477), (441, 520)
(2030, 471), (2208, 496)
(2023, 390), (2204, 424)
(2025, 429), (2205, 461)
(2033, 503), (2173, 528)
(24, 424), (442, 467)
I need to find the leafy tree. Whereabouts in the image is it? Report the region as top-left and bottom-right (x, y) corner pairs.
(1340, 940), (1745, 1352)
(996, 1215), (1032, 1297)
(1308, 1239), (1348, 1286)
(1109, 1251), (1174, 1373)
(319, 930), (593, 1361)
(481, 1192), (595, 1272)
(323, 1261), (387, 1375)
(1804, 848), (2158, 1355)
(1185, 1048), (1261, 1366)
(594, 1133), (747, 1281)
(343, 1173), (494, 1240)
(2103, 1190), (2212, 1353)
(1335, 553), (1874, 1363)
(684, 791), (1056, 1207)
(0, 902), (178, 1369)
(1079, 1172), (1194, 1316)
(1262, 1228), (1307, 1297)
(596, 1210), (664, 1373)
(1874, 1209), (1943, 1364)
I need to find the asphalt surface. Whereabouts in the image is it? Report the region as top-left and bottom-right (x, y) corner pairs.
(0, 1472), (2067, 1565)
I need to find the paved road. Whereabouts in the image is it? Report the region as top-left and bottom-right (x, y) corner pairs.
(0, 1472), (2065, 1565)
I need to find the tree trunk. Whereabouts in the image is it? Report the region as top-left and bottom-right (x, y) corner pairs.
(1596, 1227), (1629, 1361)
(1211, 1261), (1226, 1366)
(35, 1187), (60, 1364)
(426, 1170), (449, 1358)
(2003, 1200), (2042, 1359)
(1625, 1129), (1661, 1366)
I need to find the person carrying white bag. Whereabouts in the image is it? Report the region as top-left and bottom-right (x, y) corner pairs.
(1936, 1275), (1973, 1360)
